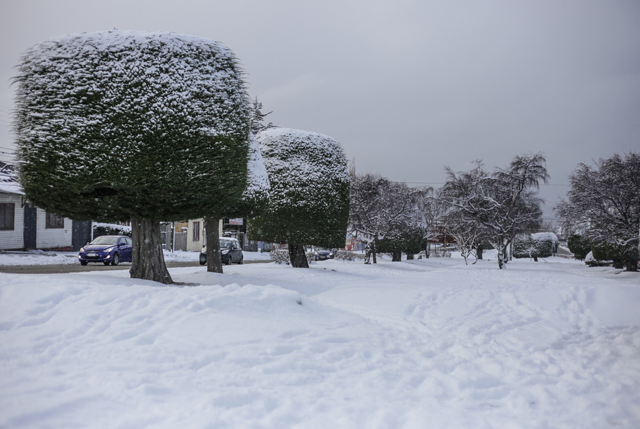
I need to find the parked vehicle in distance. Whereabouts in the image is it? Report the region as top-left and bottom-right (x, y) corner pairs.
(78, 235), (132, 266)
(199, 238), (243, 265)
(313, 248), (335, 261)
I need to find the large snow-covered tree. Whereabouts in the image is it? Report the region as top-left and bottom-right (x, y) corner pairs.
(247, 128), (350, 267)
(204, 133), (270, 274)
(349, 174), (426, 263)
(555, 152), (640, 271)
(440, 154), (548, 269)
(13, 30), (252, 284)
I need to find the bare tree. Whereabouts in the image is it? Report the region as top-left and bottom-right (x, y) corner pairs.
(555, 152), (640, 271)
(440, 210), (486, 265)
(440, 154), (548, 269)
(349, 174), (426, 263)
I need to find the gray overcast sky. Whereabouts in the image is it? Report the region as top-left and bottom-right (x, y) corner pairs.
(1, 0), (639, 220)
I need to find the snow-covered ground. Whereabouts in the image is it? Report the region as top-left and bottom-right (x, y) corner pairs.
(0, 249), (272, 266)
(1, 253), (639, 428)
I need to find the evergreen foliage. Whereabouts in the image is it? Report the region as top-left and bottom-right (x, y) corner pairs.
(13, 31), (252, 222)
(248, 128), (350, 250)
(568, 234), (591, 260)
(377, 227), (426, 260)
(250, 97), (276, 135)
(219, 133), (271, 219)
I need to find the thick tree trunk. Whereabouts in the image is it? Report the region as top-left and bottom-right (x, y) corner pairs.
(477, 246), (483, 260)
(205, 216), (223, 274)
(626, 259), (638, 272)
(391, 250), (402, 261)
(130, 218), (173, 284)
(288, 243), (309, 268)
(406, 253), (414, 260)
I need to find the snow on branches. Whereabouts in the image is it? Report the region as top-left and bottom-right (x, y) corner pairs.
(555, 152), (639, 270)
(440, 154), (548, 269)
(349, 174), (426, 262)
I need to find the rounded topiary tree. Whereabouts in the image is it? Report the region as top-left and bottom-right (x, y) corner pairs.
(248, 128), (350, 267)
(13, 31), (252, 284)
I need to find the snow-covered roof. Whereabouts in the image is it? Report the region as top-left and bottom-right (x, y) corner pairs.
(0, 172), (23, 195)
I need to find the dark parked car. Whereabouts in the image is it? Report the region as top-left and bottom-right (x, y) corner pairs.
(78, 235), (132, 266)
(313, 248), (335, 261)
(199, 238), (243, 265)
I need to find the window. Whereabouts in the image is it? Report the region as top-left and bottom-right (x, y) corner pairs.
(0, 203), (15, 230)
(45, 212), (64, 229)
(193, 221), (200, 241)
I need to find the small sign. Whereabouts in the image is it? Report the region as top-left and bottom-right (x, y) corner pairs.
(228, 218), (243, 226)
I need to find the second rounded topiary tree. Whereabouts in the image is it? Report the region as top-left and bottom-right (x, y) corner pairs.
(248, 128), (350, 267)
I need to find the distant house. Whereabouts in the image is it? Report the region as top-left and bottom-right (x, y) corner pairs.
(185, 218), (223, 251)
(0, 167), (91, 251)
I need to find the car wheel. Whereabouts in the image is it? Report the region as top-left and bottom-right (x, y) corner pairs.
(111, 253), (120, 266)
(226, 256), (232, 265)
(80, 261), (88, 266)
(199, 253), (207, 265)
(238, 256), (243, 265)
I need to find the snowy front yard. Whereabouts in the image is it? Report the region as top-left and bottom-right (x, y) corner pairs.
(1, 255), (639, 428)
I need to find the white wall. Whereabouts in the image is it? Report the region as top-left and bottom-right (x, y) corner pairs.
(186, 218), (223, 252)
(35, 208), (72, 250)
(0, 192), (24, 250)
(186, 218), (204, 252)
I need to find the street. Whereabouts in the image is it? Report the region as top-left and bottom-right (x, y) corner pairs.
(0, 259), (270, 275)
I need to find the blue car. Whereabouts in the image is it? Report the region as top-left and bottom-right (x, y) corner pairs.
(78, 235), (133, 266)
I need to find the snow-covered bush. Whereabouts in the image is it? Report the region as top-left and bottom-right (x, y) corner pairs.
(584, 250), (612, 267)
(335, 250), (357, 261)
(568, 234), (591, 260)
(248, 128), (350, 267)
(513, 233), (558, 260)
(93, 223), (132, 239)
(270, 249), (290, 264)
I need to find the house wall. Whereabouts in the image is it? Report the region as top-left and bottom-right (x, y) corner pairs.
(35, 208), (72, 250)
(0, 192), (24, 250)
(186, 218), (204, 252)
(186, 218), (223, 252)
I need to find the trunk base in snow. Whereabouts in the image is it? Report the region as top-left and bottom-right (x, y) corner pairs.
(288, 244), (309, 268)
(205, 217), (223, 274)
(130, 219), (173, 284)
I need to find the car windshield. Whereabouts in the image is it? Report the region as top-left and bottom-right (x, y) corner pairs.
(90, 236), (120, 245)
(219, 240), (235, 249)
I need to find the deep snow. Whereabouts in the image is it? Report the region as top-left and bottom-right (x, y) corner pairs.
(0, 254), (639, 428)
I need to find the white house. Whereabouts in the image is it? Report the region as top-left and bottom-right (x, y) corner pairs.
(0, 171), (86, 251)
